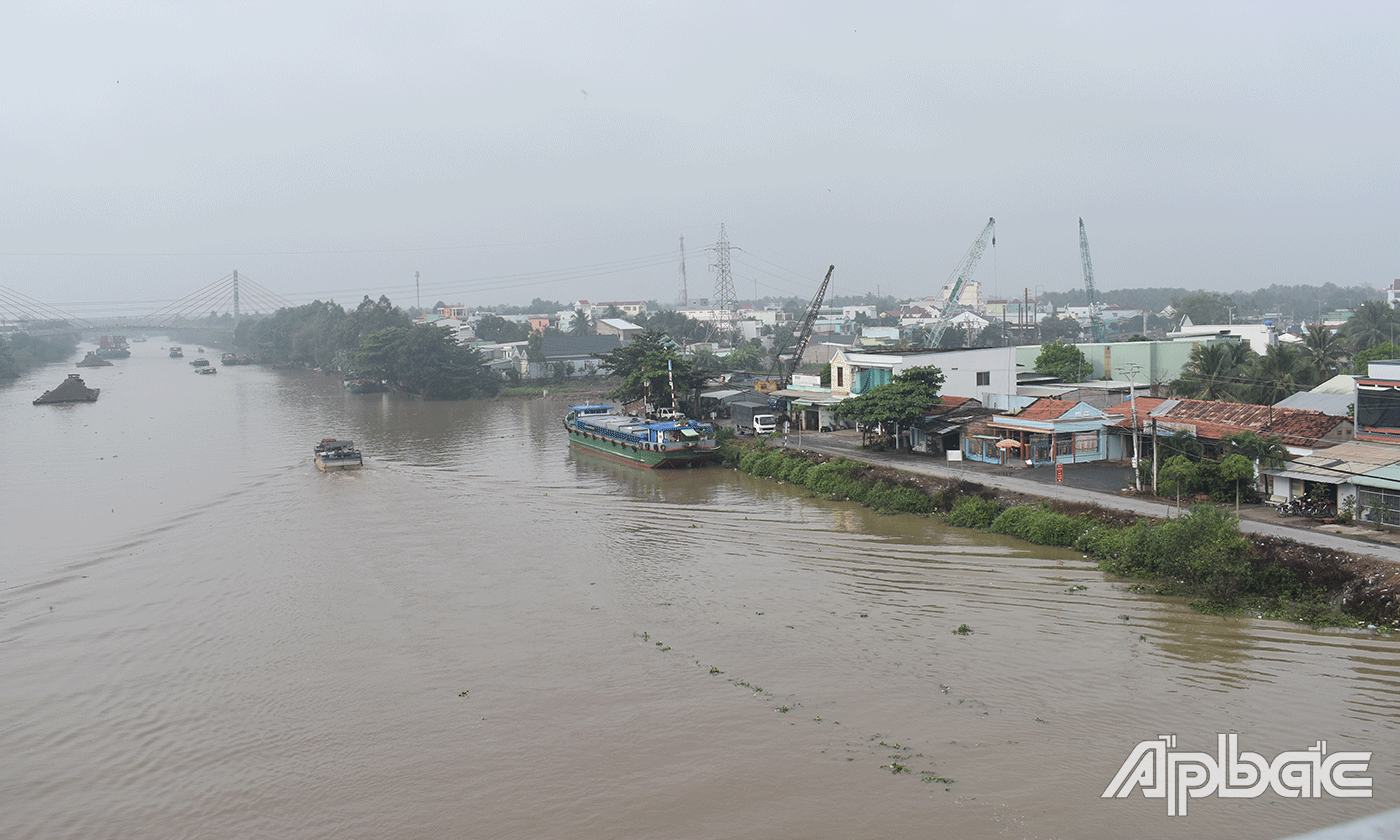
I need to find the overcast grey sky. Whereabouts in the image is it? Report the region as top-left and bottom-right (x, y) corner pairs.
(2, 1), (1397, 318)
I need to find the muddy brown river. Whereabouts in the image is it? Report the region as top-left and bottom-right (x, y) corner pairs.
(2, 340), (1396, 839)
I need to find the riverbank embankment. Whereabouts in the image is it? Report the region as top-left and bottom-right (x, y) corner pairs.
(721, 431), (1400, 626)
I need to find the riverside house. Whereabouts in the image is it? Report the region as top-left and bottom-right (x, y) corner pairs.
(963, 398), (1118, 467)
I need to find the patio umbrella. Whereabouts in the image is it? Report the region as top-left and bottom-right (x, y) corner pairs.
(995, 439), (1021, 449)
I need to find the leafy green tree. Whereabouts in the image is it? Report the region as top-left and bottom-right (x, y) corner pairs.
(1171, 290), (1235, 326)
(690, 346), (721, 374)
(835, 366), (945, 448)
(724, 342), (765, 371)
(1219, 453), (1255, 516)
(394, 325), (498, 399)
(1220, 430), (1288, 470)
(354, 326), (408, 380)
(639, 309), (709, 344)
(1034, 340), (1091, 382)
(1349, 341), (1400, 376)
(474, 314), (529, 343)
(593, 330), (703, 406)
(976, 321), (1008, 347)
(354, 324), (498, 399)
(0, 332), (78, 379)
(1159, 429), (1205, 462)
(1159, 455), (1197, 516)
(1038, 315), (1082, 343)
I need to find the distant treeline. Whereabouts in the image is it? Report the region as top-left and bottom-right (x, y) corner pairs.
(0, 332), (79, 380)
(1043, 283), (1384, 321)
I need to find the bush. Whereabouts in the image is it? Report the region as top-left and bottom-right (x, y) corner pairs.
(777, 457), (811, 485)
(945, 495), (1003, 529)
(1075, 523), (1132, 561)
(804, 459), (865, 500)
(1099, 504), (1250, 602)
(989, 505), (1087, 547)
(749, 450), (790, 479)
(864, 481), (934, 515)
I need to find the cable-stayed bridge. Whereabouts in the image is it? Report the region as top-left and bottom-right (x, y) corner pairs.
(1, 272), (295, 337)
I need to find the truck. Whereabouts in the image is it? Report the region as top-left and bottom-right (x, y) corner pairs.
(730, 399), (777, 436)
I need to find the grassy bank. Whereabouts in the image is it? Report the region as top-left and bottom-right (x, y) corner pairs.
(719, 438), (1400, 629)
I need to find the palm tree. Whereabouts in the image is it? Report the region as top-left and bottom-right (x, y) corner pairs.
(1247, 343), (1317, 406)
(1301, 323), (1344, 380)
(1172, 341), (1250, 401)
(569, 307), (594, 336)
(1341, 300), (1399, 353)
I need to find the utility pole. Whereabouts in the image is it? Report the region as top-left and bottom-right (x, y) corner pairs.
(677, 236), (688, 307)
(710, 224), (736, 342)
(1151, 417), (1159, 496)
(1127, 364), (1141, 490)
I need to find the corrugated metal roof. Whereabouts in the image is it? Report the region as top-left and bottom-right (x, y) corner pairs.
(1273, 391), (1354, 415)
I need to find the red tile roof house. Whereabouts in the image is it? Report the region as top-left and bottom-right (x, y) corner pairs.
(1103, 396), (1353, 499)
(963, 398), (1123, 467)
(1104, 397), (1353, 457)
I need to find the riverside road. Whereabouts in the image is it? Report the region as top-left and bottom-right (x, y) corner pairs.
(778, 429), (1400, 566)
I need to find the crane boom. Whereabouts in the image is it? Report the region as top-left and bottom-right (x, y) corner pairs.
(1079, 217), (1105, 342)
(779, 264), (835, 388)
(927, 217), (995, 348)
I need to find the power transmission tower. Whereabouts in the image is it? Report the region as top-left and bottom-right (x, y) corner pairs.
(677, 236), (688, 307)
(415, 271), (421, 311)
(710, 223), (736, 341)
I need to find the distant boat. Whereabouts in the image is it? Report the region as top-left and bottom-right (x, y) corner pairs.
(195, 367), (218, 375)
(314, 439), (363, 472)
(76, 352), (113, 368)
(344, 378), (388, 394)
(190, 358), (210, 367)
(169, 346), (184, 358)
(95, 335), (130, 358)
(34, 374), (100, 405)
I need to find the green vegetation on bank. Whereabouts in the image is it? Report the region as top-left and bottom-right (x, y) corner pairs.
(719, 438), (1398, 628)
(237, 295), (498, 399)
(0, 332), (79, 380)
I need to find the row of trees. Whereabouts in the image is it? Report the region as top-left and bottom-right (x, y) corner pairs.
(1042, 284), (1381, 326)
(239, 295), (498, 399)
(0, 332), (78, 380)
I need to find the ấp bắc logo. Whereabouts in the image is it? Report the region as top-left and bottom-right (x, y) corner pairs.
(1103, 734), (1371, 816)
